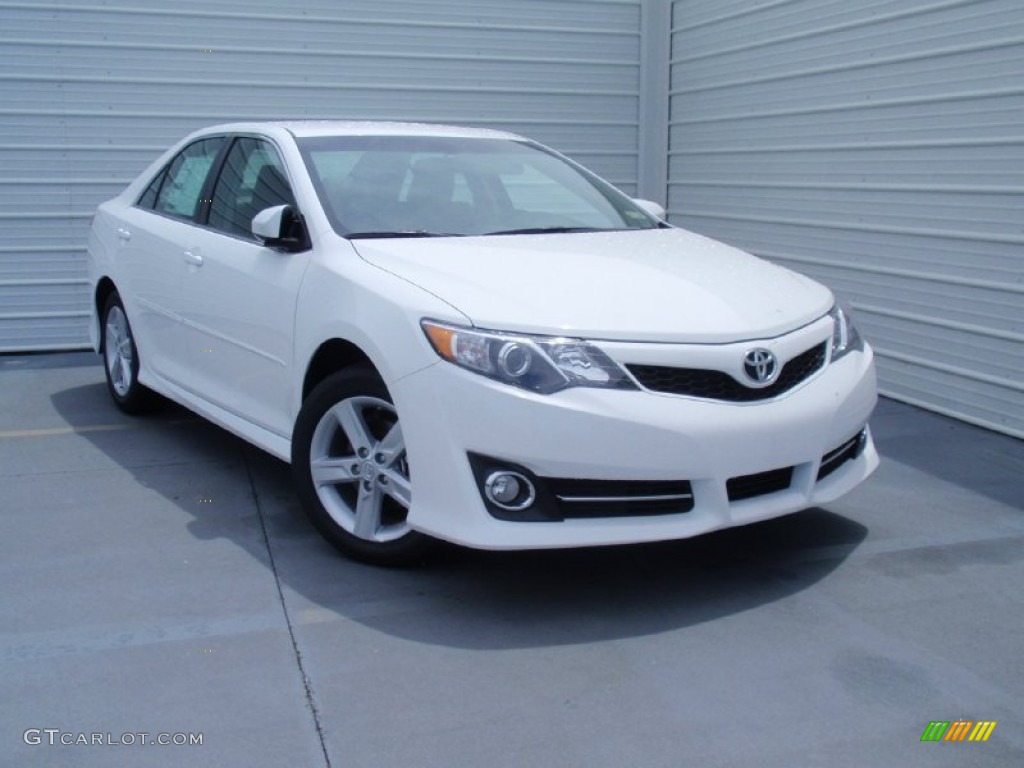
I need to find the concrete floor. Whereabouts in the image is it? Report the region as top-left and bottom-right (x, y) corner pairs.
(2, 351), (1022, 767)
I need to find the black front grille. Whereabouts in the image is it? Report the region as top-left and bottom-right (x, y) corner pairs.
(727, 467), (793, 501)
(628, 342), (828, 402)
(546, 478), (694, 518)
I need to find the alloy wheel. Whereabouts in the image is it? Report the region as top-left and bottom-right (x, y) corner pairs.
(104, 304), (134, 398)
(308, 395), (412, 543)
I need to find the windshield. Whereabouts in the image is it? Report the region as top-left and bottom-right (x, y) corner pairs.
(296, 135), (659, 238)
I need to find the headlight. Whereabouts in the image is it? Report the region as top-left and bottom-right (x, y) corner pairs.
(828, 304), (863, 362)
(422, 320), (636, 394)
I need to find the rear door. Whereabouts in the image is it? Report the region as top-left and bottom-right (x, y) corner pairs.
(118, 136), (225, 386)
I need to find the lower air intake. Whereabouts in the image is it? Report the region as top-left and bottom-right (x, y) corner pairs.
(727, 467), (794, 501)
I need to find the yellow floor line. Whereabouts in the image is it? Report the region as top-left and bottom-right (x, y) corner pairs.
(0, 420), (197, 439)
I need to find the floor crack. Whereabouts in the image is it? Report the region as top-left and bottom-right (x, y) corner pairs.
(244, 448), (332, 768)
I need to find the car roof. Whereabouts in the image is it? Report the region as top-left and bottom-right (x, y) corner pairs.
(199, 120), (524, 141)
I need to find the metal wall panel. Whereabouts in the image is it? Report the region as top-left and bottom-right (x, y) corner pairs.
(669, 0), (1024, 438)
(0, 0), (642, 351)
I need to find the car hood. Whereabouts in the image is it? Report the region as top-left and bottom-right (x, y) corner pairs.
(352, 228), (833, 343)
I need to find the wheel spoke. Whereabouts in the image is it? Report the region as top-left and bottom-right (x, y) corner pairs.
(106, 329), (119, 366)
(106, 347), (118, 380)
(381, 469), (412, 508)
(353, 483), (383, 539)
(331, 399), (374, 454)
(376, 421), (404, 464)
(118, 356), (132, 391)
(311, 456), (358, 487)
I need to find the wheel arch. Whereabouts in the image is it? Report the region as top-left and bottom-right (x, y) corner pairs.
(301, 338), (379, 403)
(93, 277), (119, 352)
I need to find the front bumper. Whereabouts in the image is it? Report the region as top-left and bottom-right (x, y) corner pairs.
(392, 345), (878, 550)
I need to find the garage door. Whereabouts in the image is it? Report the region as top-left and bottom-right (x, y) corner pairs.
(0, 0), (644, 352)
(668, 0), (1024, 438)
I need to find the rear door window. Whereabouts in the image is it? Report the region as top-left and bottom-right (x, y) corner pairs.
(152, 138), (224, 220)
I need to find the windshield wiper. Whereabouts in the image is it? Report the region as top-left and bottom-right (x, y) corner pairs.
(483, 226), (613, 236)
(346, 230), (464, 239)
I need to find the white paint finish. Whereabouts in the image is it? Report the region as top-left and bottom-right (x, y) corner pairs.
(354, 228), (832, 343)
(178, 229), (310, 439)
(668, 0), (1024, 438)
(393, 352), (877, 549)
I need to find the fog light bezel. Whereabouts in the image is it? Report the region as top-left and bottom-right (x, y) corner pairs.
(468, 453), (560, 522)
(484, 470), (536, 511)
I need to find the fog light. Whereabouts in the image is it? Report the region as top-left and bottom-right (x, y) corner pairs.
(484, 470), (536, 511)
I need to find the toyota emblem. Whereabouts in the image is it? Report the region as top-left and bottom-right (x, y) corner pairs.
(743, 348), (779, 385)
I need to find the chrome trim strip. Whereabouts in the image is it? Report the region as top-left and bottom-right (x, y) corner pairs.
(821, 431), (865, 465)
(556, 493), (693, 503)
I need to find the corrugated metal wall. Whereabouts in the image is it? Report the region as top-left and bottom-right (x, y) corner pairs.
(0, 0), (643, 351)
(668, 0), (1024, 438)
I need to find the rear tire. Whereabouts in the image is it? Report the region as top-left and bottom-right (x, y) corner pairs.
(292, 366), (433, 565)
(102, 292), (155, 414)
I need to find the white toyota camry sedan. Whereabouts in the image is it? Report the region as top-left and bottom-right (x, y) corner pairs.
(87, 121), (879, 564)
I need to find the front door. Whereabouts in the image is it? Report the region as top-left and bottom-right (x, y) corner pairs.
(180, 137), (309, 438)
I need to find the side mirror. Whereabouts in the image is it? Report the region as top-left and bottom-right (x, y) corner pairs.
(252, 205), (309, 252)
(632, 198), (667, 221)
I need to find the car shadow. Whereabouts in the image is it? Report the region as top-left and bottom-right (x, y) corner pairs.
(52, 380), (869, 651)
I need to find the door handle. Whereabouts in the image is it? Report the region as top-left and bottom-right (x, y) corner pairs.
(183, 250), (204, 267)
(117, 227), (132, 241)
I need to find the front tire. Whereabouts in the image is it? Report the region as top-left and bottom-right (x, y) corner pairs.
(292, 366), (433, 565)
(102, 292), (155, 414)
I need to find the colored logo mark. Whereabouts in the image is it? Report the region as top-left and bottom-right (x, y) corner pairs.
(921, 720), (997, 742)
